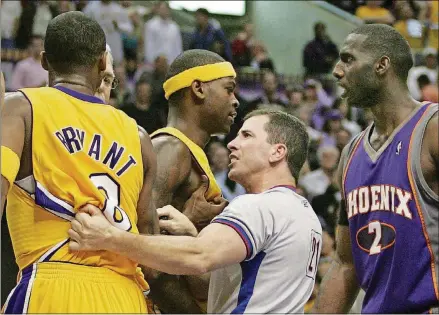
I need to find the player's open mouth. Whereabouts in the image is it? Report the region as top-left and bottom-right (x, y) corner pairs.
(228, 112), (237, 122)
(338, 83), (347, 98)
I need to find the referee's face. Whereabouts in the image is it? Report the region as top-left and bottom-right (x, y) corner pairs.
(227, 115), (272, 183)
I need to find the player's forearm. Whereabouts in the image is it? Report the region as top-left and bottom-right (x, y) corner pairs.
(312, 260), (360, 313)
(108, 228), (211, 275)
(147, 272), (204, 314)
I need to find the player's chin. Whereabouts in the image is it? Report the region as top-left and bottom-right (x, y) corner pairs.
(220, 123), (231, 134)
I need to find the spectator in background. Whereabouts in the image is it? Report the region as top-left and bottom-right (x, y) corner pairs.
(311, 171), (341, 236)
(144, 2), (182, 65)
(417, 74), (438, 103)
(113, 65), (134, 108)
(427, 0), (438, 49)
(355, 0), (395, 24)
(393, 3), (424, 51)
(76, 0), (89, 12)
(332, 98), (362, 137)
(10, 35), (47, 91)
(294, 105), (323, 143)
(190, 8), (232, 62)
(302, 79), (334, 131)
(320, 110), (343, 148)
(1, 1), (22, 49)
(252, 71), (288, 107)
(207, 141), (246, 201)
(407, 48), (438, 100)
(122, 80), (166, 134)
(231, 23), (255, 67)
(58, 0), (76, 13)
(299, 145), (339, 202)
(138, 55), (169, 118)
(250, 40), (276, 73)
(123, 7), (145, 61)
(15, 0), (58, 49)
(335, 128), (352, 153)
(83, 0), (133, 65)
(285, 84), (305, 113)
(1, 0), (22, 89)
(303, 22), (339, 78)
(210, 40), (230, 62)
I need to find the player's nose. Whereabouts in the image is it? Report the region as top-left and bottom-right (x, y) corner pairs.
(332, 61), (344, 80)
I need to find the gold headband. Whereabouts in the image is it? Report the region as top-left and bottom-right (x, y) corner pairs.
(163, 62), (236, 100)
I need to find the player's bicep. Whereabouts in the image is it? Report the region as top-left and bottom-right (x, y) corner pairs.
(1, 93), (28, 212)
(426, 112), (439, 168)
(151, 138), (192, 208)
(136, 128), (158, 235)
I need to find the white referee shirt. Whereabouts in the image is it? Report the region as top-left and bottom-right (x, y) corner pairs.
(208, 186), (322, 314)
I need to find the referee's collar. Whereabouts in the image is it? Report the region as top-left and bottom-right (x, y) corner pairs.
(269, 185), (296, 192)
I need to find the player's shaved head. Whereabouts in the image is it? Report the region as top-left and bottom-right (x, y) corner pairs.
(350, 24), (413, 82)
(44, 11), (106, 74)
(166, 49), (226, 105)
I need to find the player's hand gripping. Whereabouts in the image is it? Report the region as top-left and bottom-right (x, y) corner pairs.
(158, 205), (198, 237)
(183, 175), (228, 230)
(68, 204), (116, 252)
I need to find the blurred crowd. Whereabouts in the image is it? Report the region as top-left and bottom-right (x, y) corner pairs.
(0, 0), (438, 312)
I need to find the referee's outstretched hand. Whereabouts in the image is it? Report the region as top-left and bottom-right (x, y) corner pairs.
(183, 175), (228, 231)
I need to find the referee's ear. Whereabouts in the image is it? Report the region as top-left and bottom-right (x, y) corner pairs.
(269, 143), (287, 164)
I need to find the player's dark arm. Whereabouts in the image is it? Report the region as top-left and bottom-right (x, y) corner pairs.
(423, 112), (439, 196)
(1, 93), (27, 217)
(145, 138), (203, 314)
(136, 127), (159, 236)
(312, 155), (360, 313)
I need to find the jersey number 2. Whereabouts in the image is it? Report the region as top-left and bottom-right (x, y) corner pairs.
(368, 221), (382, 255)
(306, 230), (322, 279)
(89, 173), (132, 231)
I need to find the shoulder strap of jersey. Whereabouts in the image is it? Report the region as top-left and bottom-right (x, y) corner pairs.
(151, 127), (221, 200)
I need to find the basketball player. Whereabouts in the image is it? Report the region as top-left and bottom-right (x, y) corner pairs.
(0, 12), (157, 313)
(69, 109), (323, 313)
(312, 24), (439, 313)
(135, 49), (236, 313)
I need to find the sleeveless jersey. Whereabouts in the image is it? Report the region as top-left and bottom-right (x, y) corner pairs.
(342, 103), (439, 313)
(151, 127), (221, 312)
(151, 127), (221, 200)
(7, 86), (145, 281)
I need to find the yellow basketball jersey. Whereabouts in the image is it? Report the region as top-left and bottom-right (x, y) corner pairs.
(7, 86), (144, 281)
(151, 127), (220, 313)
(151, 127), (221, 200)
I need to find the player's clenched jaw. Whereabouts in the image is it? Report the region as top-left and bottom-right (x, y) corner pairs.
(200, 77), (239, 135)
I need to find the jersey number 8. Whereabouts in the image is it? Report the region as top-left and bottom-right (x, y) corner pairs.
(89, 173), (132, 231)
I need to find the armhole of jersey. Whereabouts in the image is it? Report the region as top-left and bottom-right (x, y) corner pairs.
(136, 124), (146, 181)
(17, 90), (35, 186)
(338, 131), (366, 226)
(409, 103), (439, 203)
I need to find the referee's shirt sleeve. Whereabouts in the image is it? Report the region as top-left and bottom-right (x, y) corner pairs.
(211, 194), (274, 261)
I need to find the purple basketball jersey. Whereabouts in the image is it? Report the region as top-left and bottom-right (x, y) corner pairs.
(343, 103), (439, 313)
